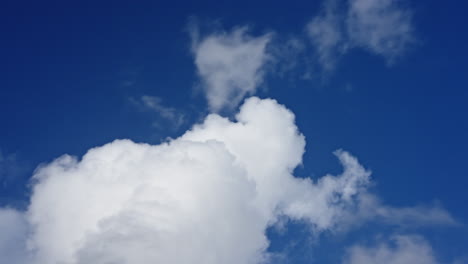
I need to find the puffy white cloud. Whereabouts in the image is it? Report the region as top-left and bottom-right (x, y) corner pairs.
(1, 97), (373, 264)
(0, 97), (456, 264)
(344, 235), (439, 264)
(306, 0), (414, 70)
(192, 28), (272, 112)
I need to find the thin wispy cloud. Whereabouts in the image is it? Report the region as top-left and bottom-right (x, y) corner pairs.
(347, 0), (414, 62)
(339, 193), (458, 231)
(344, 235), (439, 264)
(306, 0), (415, 71)
(307, 0), (346, 72)
(130, 95), (186, 129)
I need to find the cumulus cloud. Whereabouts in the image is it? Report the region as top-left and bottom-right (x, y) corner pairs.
(0, 97), (456, 264)
(344, 235), (439, 264)
(331, 193), (458, 233)
(306, 0), (414, 70)
(0, 97), (372, 264)
(359, 194), (457, 227)
(191, 27), (272, 112)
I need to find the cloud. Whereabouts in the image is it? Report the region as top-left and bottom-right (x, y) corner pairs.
(191, 27), (272, 112)
(306, 0), (346, 71)
(363, 195), (457, 227)
(130, 95), (185, 129)
(347, 0), (414, 62)
(335, 193), (459, 232)
(0, 97), (375, 264)
(306, 0), (414, 70)
(344, 235), (439, 264)
(0, 97), (456, 264)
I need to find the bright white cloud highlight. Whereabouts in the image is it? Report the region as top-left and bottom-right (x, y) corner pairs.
(344, 235), (439, 264)
(192, 28), (272, 112)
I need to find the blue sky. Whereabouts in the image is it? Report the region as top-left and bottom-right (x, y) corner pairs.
(1, 0), (467, 263)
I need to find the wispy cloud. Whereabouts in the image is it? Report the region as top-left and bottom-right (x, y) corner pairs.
(347, 0), (414, 62)
(306, 0), (415, 71)
(339, 193), (458, 231)
(130, 95), (186, 129)
(344, 235), (439, 264)
(307, 0), (346, 72)
(190, 25), (272, 112)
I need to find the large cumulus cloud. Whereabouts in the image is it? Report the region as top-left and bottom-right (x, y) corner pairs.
(0, 97), (455, 264)
(0, 97), (372, 264)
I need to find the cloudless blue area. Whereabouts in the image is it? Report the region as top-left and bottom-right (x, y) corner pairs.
(1, 0), (467, 262)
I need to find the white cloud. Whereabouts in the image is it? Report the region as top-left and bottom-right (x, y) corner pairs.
(344, 235), (439, 264)
(0, 97), (457, 264)
(347, 0), (414, 62)
(192, 27), (272, 112)
(306, 0), (346, 71)
(0, 97), (374, 264)
(306, 0), (414, 70)
(363, 195), (457, 227)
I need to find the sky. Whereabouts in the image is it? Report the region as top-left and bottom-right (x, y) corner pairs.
(0, 0), (468, 263)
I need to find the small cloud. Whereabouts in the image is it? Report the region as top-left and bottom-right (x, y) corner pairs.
(342, 193), (459, 230)
(130, 95), (186, 129)
(306, 0), (346, 72)
(347, 0), (415, 63)
(306, 0), (415, 72)
(344, 234), (439, 264)
(190, 24), (273, 112)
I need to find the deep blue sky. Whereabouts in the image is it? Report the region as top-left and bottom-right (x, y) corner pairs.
(1, 0), (467, 262)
